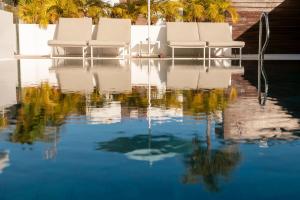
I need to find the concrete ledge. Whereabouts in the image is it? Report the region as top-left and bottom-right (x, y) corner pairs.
(13, 54), (300, 61)
(243, 54), (300, 60)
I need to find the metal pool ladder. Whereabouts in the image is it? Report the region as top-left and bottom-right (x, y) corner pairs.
(258, 12), (270, 105)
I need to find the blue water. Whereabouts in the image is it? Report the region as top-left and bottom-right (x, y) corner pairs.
(1, 59), (300, 200)
(1, 116), (300, 200)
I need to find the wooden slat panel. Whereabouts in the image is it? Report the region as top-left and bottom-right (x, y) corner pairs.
(229, 0), (300, 54)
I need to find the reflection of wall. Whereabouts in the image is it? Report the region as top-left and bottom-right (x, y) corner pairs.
(0, 150), (9, 174)
(87, 101), (121, 124)
(131, 60), (167, 90)
(150, 107), (183, 123)
(0, 10), (16, 58)
(20, 59), (57, 87)
(0, 60), (18, 108)
(224, 98), (300, 140)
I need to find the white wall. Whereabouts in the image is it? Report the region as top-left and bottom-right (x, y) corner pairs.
(19, 24), (56, 56)
(0, 10), (16, 58)
(20, 59), (57, 87)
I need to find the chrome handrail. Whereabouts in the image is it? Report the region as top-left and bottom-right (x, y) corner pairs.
(258, 12), (270, 105)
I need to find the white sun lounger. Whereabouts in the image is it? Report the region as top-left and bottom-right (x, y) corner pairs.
(48, 18), (92, 61)
(88, 18), (131, 60)
(166, 22), (206, 59)
(198, 22), (245, 66)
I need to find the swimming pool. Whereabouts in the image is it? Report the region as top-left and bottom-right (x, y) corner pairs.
(0, 59), (300, 200)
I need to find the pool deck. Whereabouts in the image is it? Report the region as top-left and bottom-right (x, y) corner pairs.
(0, 54), (300, 61)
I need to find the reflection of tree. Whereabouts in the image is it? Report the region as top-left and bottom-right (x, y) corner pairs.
(98, 134), (193, 154)
(7, 84), (238, 145)
(10, 83), (102, 144)
(114, 87), (149, 108)
(114, 87), (237, 115)
(0, 113), (8, 130)
(183, 88), (235, 115)
(98, 134), (194, 165)
(183, 137), (241, 192)
(183, 87), (240, 192)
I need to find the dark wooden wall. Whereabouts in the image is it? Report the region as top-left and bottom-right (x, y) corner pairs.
(230, 0), (300, 54)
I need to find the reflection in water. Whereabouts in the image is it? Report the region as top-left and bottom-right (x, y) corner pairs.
(0, 59), (238, 170)
(0, 150), (10, 174)
(10, 84), (89, 144)
(183, 137), (240, 192)
(167, 66), (235, 90)
(1, 59), (300, 198)
(8, 82), (235, 145)
(2, 59), (297, 145)
(224, 97), (300, 140)
(0, 111), (8, 130)
(98, 134), (194, 165)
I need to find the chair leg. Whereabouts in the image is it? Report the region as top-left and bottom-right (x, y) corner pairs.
(172, 47), (174, 60)
(128, 45), (131, 59)
(208, 47), (211, 67)
(50, 47), (53, 58)
(82, 47), (85, 67)
(239, 48), (242, 67)
(122, 47), (125, 59)
(172, 59), (175, 69)
(139, 42), (142, 57)
(91, 47), (94, 67)
(203, 47), (206, 67)
(56, 47), (60, 57)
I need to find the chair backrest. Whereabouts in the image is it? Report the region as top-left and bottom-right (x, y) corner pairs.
(92, 65), (131, 93)
(55, 18), (92, 41)
(96, 18), (131, 43)
(198, 22), (232, 42)
(166, 22), (200, 42)
(56, 67), (94, 93)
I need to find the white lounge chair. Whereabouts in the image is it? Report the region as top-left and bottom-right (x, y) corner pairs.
(166, 22), (206, 59)
(48, 18), (92, 60)
(88, 18), (131, 60)
(198, 22), (245, 66)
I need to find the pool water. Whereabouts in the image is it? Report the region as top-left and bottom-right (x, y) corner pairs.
(0, 59), (300, 200)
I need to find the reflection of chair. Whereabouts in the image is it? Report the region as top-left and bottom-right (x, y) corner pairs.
(55, 67), (95, 93)
(197, 69), (232, 89)
(167, 65), (232, 90)
(167, 65), (204, 89)
(89, 18), (131, 60)
(198, 23), (245, 66)
(91, 61), (131, 93)
(166, 22), (206, 59)
(48, 18), (92, 60)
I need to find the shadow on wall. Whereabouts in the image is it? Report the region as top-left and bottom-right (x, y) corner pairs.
(234, 0), (300, 54)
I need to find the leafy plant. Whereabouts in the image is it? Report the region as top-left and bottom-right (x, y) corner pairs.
(17, 0), (239, 26)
